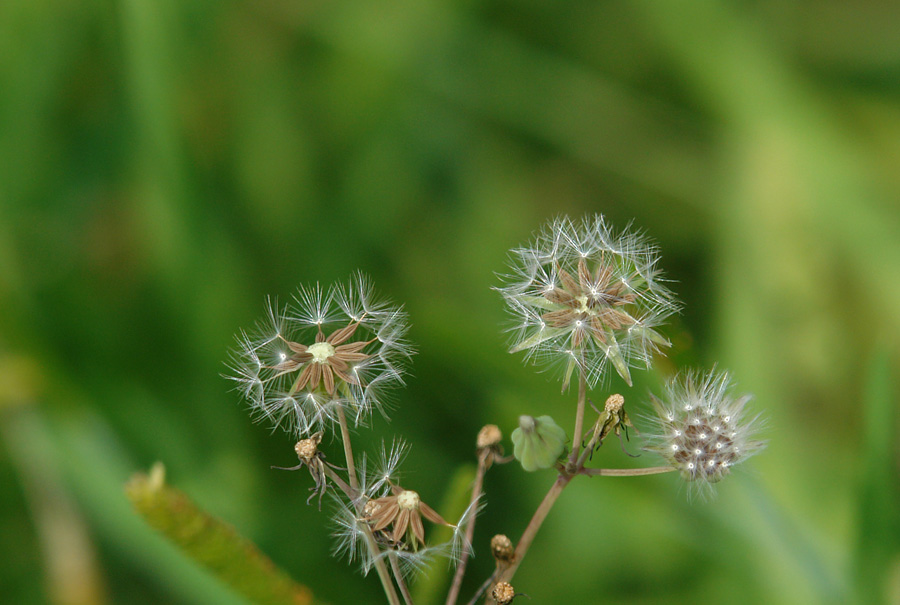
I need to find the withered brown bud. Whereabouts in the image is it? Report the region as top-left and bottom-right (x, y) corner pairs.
(294, 431), (323, 462)
(477, 424), (503, 449)
(490, 534), (515, 563)
(491, 581), (516, 605)
(604, 393), (624, 414)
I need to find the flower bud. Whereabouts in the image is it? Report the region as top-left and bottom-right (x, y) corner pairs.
(490, 534), (515, 563)
(511, 415), (567, 472)
(477, 424), (503, 449)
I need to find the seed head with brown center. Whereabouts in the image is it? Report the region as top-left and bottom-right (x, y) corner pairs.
(227, 274), (412, 438)
(497, 215), (678, 389)
(643, 369), (766, 496)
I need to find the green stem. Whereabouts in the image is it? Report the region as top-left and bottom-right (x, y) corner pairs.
(567, 371), (588, 471)
(491, 473), (572, 594)
(335, 406), (402, 605)
(336, 406), (359, 491)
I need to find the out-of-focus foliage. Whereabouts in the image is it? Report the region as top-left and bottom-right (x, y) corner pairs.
(1, 1), (898, 603)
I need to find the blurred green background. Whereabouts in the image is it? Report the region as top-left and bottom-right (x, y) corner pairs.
(2, 1), (899, 603)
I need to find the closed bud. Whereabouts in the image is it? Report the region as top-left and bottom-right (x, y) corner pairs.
(477, 424), (503, 449)
(490, 534), (514, 563)
(511, 415), (567, 472)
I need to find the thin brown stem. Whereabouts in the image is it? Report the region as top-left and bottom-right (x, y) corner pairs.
(389, 553), (414, 605)
(335, 406), (402, 605)
(446, 450), (489, 605)
(322, 465), (355, 500)
(580, 466), (675, 477)
(491, 473), (572, 595)
(466, 571), (498, 605)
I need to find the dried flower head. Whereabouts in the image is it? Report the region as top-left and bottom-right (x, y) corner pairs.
(491, 581), (517, 605)
(585, 393), (636, 457)
(272, 432), (329, 507)
(643, 369), (765, 494)
(496, 215), (678, 388)
(364, 486), (448, 551)
(331, 476), (479, 578)
(227, 274), (412, 438)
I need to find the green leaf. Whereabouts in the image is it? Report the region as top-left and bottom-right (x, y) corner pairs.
(853, 348), (899, 604)
(126, 464), (318, 605)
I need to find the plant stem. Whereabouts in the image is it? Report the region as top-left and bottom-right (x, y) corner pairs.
(466, 572), (497, 605)
(489, 473), (572, 598)
(388, 552), (414, 605)
(336, 406), (359, 491)
(335, 406), (402, 605)
(322, 465), (354, 499)
(579, 466), (676, 477)
(567, 371), (588, 470)
(445, 449), (489, 605)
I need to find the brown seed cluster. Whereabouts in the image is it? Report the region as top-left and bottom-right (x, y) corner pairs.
(604, 393), (624, 414)
(363, 487), (448, 549)
(667, 408), (740, 483)
(491, 582), (516, 605)
(294, 431), (322, 462)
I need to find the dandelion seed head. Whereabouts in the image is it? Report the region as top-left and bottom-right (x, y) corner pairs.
(496, 215), (678, 389)
(642, 368), (766, 498)
(226, 273), (413, 438)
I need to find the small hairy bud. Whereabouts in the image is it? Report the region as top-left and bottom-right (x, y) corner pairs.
(491, 582), (516, 605)
(490, 534), (514, 563)
(477, 424), (503, 449)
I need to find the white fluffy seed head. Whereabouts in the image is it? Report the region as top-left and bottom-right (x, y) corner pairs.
(495, 215), (679, 389)
(226, 273), (413, 438)
(643, 369), (766, 497)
